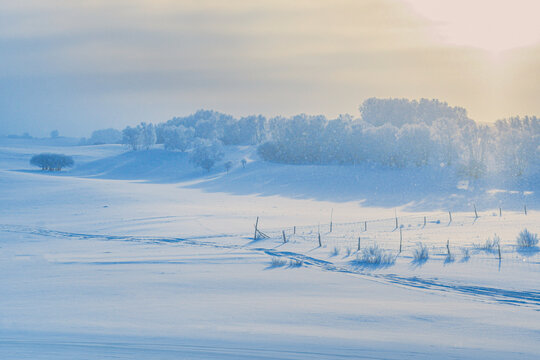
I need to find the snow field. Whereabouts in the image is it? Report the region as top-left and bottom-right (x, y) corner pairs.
(1, 138), (539, 359)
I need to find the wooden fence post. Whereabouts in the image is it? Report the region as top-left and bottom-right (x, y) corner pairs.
(330, 208), (333, 233)
(254, 217), (259, 241)
(282, 230), (287, 243)
(399, 228), (403, 253)
(357, 237), (361, 251)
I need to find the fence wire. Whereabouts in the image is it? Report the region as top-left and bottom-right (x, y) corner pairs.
(253, 208), (532, 256)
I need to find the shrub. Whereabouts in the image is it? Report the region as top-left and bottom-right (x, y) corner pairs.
(352, 244), (395, 266)
(190, 138), (224, 172)
(270, 257), (287, 267)
(461, 248), (470, 262)
(516, 229), (539, 248)
(412, 243), (429, 262)
(30, 153), (74, 171)
(224, 161), (233, 174)
(474, 235), (500, 252)
(330, 246), (340, 257)
(288, 259), (303, 267)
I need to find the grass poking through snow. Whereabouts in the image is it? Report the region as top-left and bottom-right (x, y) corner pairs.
(516, 229), (538, 248)
(474, 235), (500, 253)
(411, 243), (429, 264)
(461, 248), (471, 262)
(270, 257), (287, 268)
(351, 243), (395, 268)
(288, 259), (303, 268)
(270, 257), (303, 268)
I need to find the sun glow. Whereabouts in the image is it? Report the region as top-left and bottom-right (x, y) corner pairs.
(403, 0), (540, 52)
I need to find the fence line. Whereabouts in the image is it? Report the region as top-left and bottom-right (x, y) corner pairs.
(251, 206), (533, 254)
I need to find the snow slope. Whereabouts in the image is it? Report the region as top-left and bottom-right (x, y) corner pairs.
(66, 143), (538, 212)
(1, 138), (539, 359)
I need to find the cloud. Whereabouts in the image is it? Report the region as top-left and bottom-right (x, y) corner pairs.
(1, 0), (539, 136)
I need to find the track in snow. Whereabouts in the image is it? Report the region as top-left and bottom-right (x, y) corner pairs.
(2, 224), (539, 310)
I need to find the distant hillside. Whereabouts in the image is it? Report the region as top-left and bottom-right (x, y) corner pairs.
(68, 144), (537, 212)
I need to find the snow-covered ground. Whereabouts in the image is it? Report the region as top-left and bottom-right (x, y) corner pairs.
(1, 138), (539, 359)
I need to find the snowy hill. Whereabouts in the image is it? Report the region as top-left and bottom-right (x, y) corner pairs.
(2, 137), (536, 212)
(1, 137), (539, 359)
(61, 142), (536, 212)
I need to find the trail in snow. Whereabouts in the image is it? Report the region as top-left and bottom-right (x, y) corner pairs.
(2, 223), (539, 310)
(0, 335), (503, 360)
(260, 249), (540, 309)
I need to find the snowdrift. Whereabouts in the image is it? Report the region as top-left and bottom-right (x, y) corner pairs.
(66, 143), (537, 212)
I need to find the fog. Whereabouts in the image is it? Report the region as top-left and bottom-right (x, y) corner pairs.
(1, 0), (539, 137)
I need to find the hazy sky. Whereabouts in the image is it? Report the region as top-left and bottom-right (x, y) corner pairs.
(1, 0), (539, 137)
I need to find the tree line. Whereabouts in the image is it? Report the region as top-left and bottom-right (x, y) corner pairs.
(111, 98), (538, 178)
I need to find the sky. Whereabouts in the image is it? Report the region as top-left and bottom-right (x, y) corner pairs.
(1, 0), (539, 137)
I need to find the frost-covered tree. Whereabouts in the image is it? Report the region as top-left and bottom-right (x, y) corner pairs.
(263, 114), (327, 164)
(222, 115), (267, 145)
(459, 123), (490, 180)
(360, 98), (416, 128)
(140, 122), (156, 150)
(321, 115), (353, 164)
(112, 100), (537, 182)
(189, 138), (224, 172)
(415, 98), (468, 125)
(30, 153), (74, 171)
(122, 126), (142, 150)
(362, 123), (399, 167)
(359, 98), (467, 128)
(162, 109), (264, 145)
(161, 125), (195, 152)
(169, 110), (231, 140)
(89, 128), (122, 145)
(494, 116), (540, 178)
(122, 123), (156, 150)
(430, 117), (468, 167)
(396, 124), (432, 167)
(343, 122), (368, 165)
(257, 100), (471, 168)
